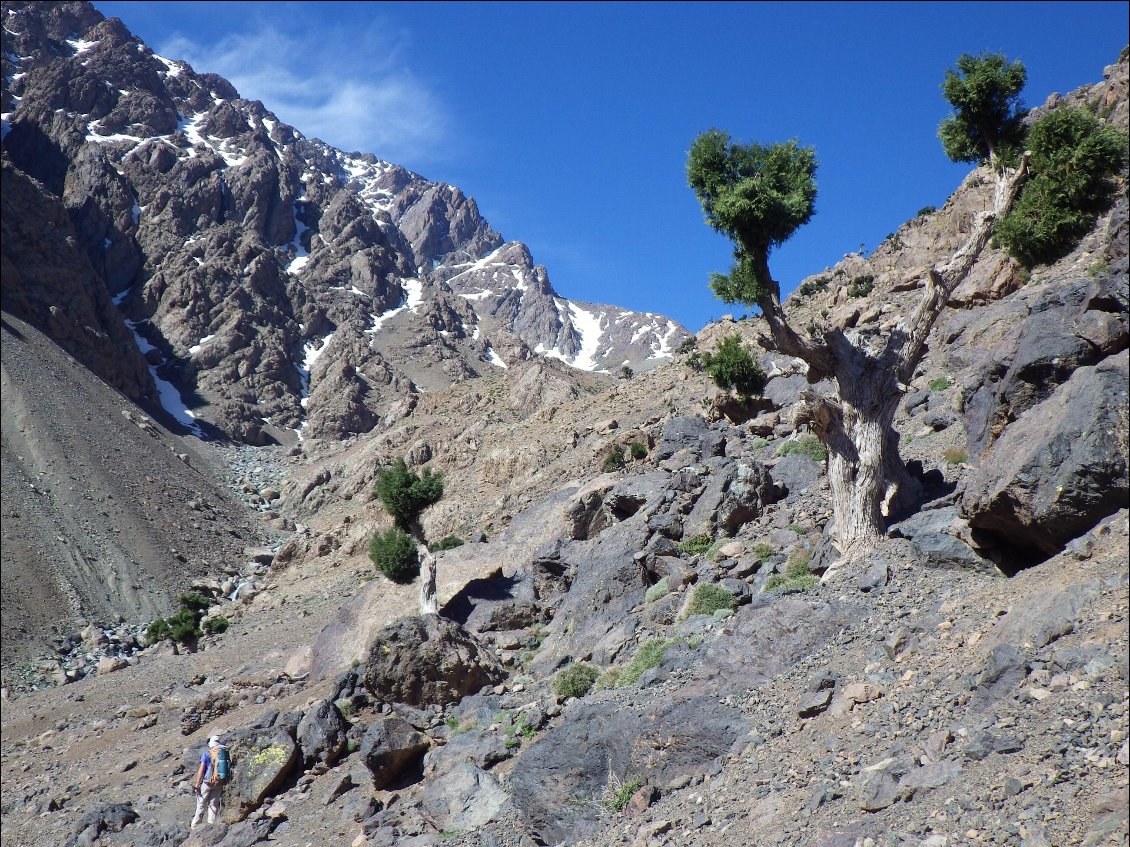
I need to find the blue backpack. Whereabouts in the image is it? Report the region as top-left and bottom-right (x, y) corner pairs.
(209, 746), (231, 784)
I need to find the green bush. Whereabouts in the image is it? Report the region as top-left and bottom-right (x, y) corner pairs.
(147, 592), (217, 645)
(778, 435), (827, 462)
(678, 534), (713, 556)
(618, 639), (681, 686)
(375, 458), (444, 531)
(429, 535), (464, 552)
(699, 334), (765, 399)
(681, 583), (736, 619)
(202, 616), (229, 636)
(553, 663), (599, 699)
(750, 543), (775, 565)
(369, 527), (420, 583)
(675, 336), (698, 356)
(798, 275), (831, 296)
(629, 442), (648, 460)
(619, 365), (634, 380)
(764, 550), (819, 593)
(916, 205), (937, 217)
(927, 376), (951, 391)
(644, 577), (670, 604)
(602, 448), (626, 473)
(847, 274), (875, 298)
(995, 106), (1127, 266)
(606, 773), (645, 813)
(943, 448), (969, 465)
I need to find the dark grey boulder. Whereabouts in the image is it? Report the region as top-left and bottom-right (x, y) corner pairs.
(296, 698), (348, 768)
(220, 726), (301, 823)
(442, 569), (541, 634)
(361, 614), (504, 708)
(420, 762), (509, 831)
(653, 416), (725, 463)
(962, 350), (1129, 562)
(888, 506), (992, 571)
(358, 717), (430, 790)
(769, 454), (824, 501)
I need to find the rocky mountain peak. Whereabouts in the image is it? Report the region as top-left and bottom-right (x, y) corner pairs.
(2, 0), (690, 445)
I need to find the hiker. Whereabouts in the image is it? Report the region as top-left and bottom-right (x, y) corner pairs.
(190, 735), (229, 828)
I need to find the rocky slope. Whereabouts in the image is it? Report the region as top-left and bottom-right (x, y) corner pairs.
(1, 0), (688, 447)
(1, 5), (1127, 847)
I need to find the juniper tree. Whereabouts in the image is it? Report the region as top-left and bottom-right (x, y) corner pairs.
(686, 56), (1033, 572)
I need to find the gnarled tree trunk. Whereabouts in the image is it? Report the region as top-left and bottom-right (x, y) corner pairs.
(756, 156), (1030, 572)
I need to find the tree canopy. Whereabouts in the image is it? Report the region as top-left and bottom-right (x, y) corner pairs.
(687, 131), (817, 304)
(374, 458), (444, 534)
(938, 52), (1028, 165)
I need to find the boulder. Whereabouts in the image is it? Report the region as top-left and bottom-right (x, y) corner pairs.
(296, 699), (348, 768)
(220, 727), (300, 822)
(420, 762), (509, 831)
(361, 615), (504, 708)
(962, 351), (1129, 562)
(769, 454), (824, 501)
(358, 717), (430, 789)
(887, 505), (991, 571)
(653, 416), (725, 463)
(442, 569), (540, 634)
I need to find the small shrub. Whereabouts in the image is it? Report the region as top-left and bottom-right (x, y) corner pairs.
(369, 527), (420, 583)
(619, 365), (634, 380)
(147, 592), (217, 645)
(750, 437), (768, 451)
(798, 275), (831, 296)
(678, 534), (713, 556)
(178, 593), (212, 613)
(618, 639), (681, 686)
(764, 549), (818, 593)
(943, 448), (969, 465)
(916, 205), (937, 217)
(750, 543), (774, 565)
(777, 435), (827, 462)
(375, 458), (444, 532)
(202, 616), (229, 636)
(680, 583), (736, 619)
(146, 618), (171, 643)
(605, 773), (645, 813)
(699, 334), (765, 399)
(429, 535), (464, 552)
(1086, 260), (1111, 278)
(848, 274), (875, 298)
(596, 668), (621, 690)
(644, 577), (670, 604)
(675, 336), (698, 355)
(927, 376), (951, 391)
(602, 448), (626, 473)
(629, 442), (648, 460)
(553, 663), (599, 699)
(995, 106), (1127, 266)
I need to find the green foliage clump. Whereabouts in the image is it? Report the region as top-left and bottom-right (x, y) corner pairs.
(629, 442), (648, 460)
(847, 274), (875, 298)
(699, 334), (765, 399)
(798, 275), (831, 296)
(429, 535), (464, 552)
(750, 543), (775, 565)
(995, 106), (1127, 266)
(680, 583), (736, 619)
(644, 577), (670, 604)
(605, 773), (645, 813)
(617, 639), (680, 687)
(938, 52), (1028, 165)
(764, 550), (819, 593)
(687, 130), (818, 306)
(602, 448), (626, 473)
(916, 205), (937, 217)
(778, 434), (827, 462)
(943, 448), (969, 465)
(368, 527), (420, 583)
(678, 534), (714, 556)
(146, 592), (216, 645)
(927, 376), (951, 391)
(202, 616), (229, 636)
(619, 365), (634, 380)
(676, 336), (698, 356)
(374, 458), (444, 532)
(553, 663), (599, 700)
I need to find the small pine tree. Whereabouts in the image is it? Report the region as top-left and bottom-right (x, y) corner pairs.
(699, 334), (765, 399)
(374, 458), (444, 534)
(368, 527), (420, 583)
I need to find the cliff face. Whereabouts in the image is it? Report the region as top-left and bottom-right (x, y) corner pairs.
(1, 0), (688, 444)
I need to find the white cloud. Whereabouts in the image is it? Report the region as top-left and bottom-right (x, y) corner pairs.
(160, 22), (447, 166)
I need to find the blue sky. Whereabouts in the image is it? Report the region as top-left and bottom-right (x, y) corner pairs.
(94, 2), (1128, 332)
